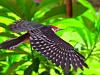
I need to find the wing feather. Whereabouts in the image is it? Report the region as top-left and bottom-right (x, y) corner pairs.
(29, 27), (88, 74)
(9, 20), (43, 33)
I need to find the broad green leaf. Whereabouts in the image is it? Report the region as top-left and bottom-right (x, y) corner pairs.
(38, 5), (65, 22)
(16, 0), (36, 20)
(82, 16), (95, 32)
(0, 0), (23, 18)
(78, 0), (94, 9)
(53, 18), (85, 29)
(14, 47), (31, 55)
(0, 9), (16, 20)
(38, 2), (88, 22)
(71, 27), (88, 48)
(5, 60), (27, 75)
(54, 68), (61, 75)
(73, 2), (88, 17)
(0, 17), (14, 24)
(0, 0), (36, 20)
(40, 71), (50, 75)
(38, 0), (60, 9)
(0, 23), (10, 31)
(95, 11), (100, 32)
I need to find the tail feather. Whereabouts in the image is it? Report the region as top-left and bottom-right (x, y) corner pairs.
(0, 33), (30, 50)
(64, 51), (70, 74)
(69, 51), (78, 71)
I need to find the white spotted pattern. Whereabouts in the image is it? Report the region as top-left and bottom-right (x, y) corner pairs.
(2, 20), (88, 74)
(29, 28), (88, 74)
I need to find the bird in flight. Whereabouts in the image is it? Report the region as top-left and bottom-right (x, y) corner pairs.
(0, 20), (88, 74)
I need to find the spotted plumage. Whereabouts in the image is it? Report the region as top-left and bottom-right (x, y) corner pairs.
(0, 20), (88, 74)
(29, 26), (88, 73)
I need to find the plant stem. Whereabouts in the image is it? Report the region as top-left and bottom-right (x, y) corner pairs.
(65, 0), (72, 17)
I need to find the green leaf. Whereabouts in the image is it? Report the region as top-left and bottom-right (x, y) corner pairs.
(73, 2), (88, 17)
(53, 18), (85, 29)
(0, 9), (16, 20)
(24, 58), (40, 75)
(54, 68), (61, 75)
(82, 16), (95, 32)
(0, 23), (10, 31)
(38, 0), (60, 9)
(0, 0), (36, 20)
(16, 0), (36, 20)
(0, 32), (16, 38)
(71, 27), (89, 48)
(14, 47), (30, 55)
(39, 71), (50, 75)
(0, 52), (17, 60)
(95, 11), (100, 32)
(5, 60), (27, 75)
(0, 0), (23, 18)
(24, 64), (33, 75)
(38, 5), (65, 22)
(32, 58), (40, 72)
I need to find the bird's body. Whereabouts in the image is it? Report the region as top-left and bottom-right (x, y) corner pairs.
(0, 20), (88, 74)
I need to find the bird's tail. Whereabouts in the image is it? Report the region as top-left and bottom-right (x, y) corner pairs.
(0, 33), (30, 50)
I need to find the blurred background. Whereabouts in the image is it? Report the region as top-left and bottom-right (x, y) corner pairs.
(0, 0), (100, 75)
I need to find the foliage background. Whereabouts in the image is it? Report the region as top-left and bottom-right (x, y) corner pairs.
(0, 0), (100, 75)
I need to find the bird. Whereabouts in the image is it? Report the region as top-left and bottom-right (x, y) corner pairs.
(0, 20), (88, 74)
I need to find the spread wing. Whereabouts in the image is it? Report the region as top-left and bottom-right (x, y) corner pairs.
(29, 27), (88, 73)
(0, 33), (30, 50)
(1, 20), (88, 73)
(9, 20), (43, 33)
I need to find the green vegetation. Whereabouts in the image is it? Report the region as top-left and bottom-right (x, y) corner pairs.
(0, 0), (100, 75)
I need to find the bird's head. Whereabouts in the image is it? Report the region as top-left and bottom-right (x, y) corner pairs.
(50, 26), (63, 32)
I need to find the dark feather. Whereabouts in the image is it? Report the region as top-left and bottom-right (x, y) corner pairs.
(0, 33), (30, 49)
(1, 20), (88, 73)
(29, 26), (88, 73)
(9, 20), (44, 33)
